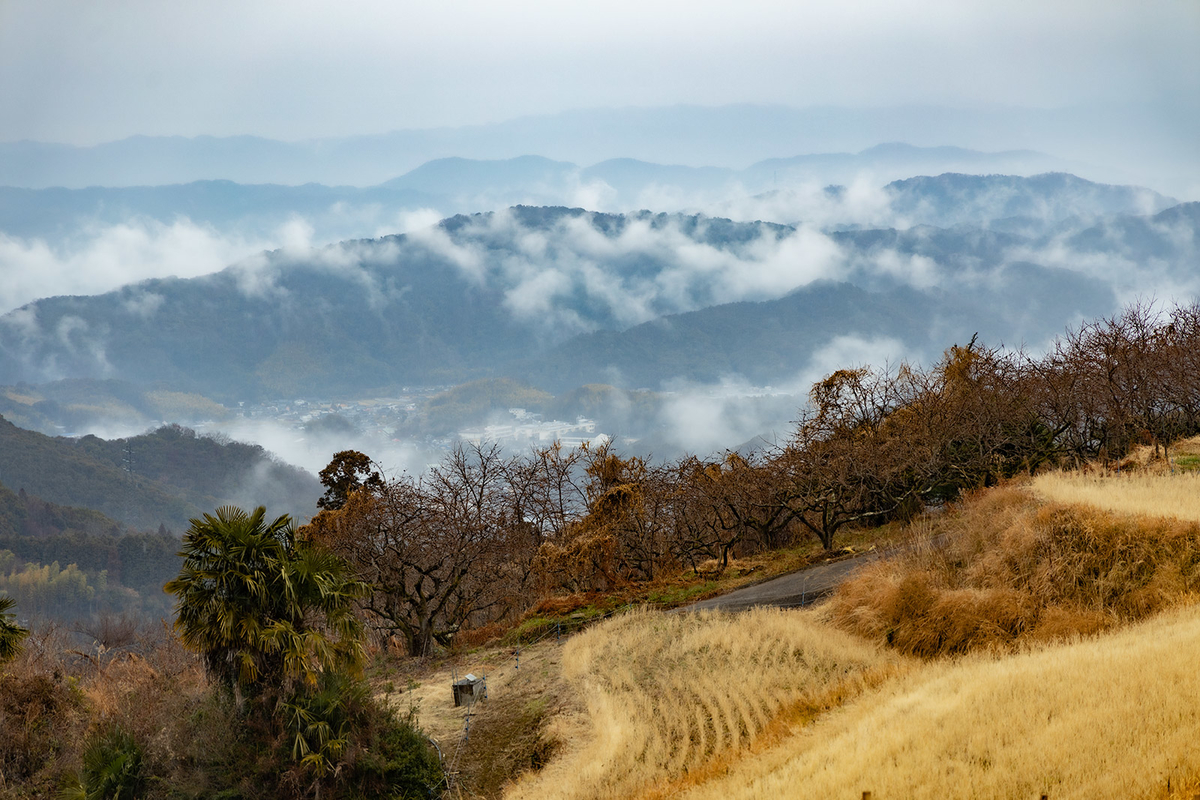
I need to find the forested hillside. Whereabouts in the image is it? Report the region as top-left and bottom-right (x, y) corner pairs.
(0, 479), (124, 540)
(0, 416), (320, 531)
(0, 418), (322, 623)
(0, 478), (180, 620)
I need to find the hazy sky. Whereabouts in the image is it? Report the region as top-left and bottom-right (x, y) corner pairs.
(1, 0), (1196, 145)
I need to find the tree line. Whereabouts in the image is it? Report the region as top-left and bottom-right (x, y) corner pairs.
(302, 301), (1200, 656)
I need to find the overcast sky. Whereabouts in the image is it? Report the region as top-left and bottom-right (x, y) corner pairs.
(1, 0), (1196, 145)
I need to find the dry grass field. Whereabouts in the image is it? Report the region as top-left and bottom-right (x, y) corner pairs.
(672, 602), (1200, 800)
(499, 469), (1200, 799)
(504, 607), (902, 800)
(1032, 469), (1200, 524)
(503, 604), (1200, 800)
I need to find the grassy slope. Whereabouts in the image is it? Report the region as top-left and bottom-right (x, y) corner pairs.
(504, 469), (1200, 799)
(674, 604), (1200, 800)
(1032, 470), (1200, 523)
(505, 608), (899, 800)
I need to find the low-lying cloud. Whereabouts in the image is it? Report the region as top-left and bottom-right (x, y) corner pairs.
(204, 416), (436, 478)
(656, 334), (911, 456)
(404, 208), (846, 339)
(0, 217), (305, 316)
(0, 207), (459, 317)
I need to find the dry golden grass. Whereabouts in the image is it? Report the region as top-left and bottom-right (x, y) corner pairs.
(675, 602), (1200, 800)
(499, 471), (1200, 798)
(829, 484), (1200, 655)
(1032, 469), (1200, 524)
(504, 607), (900, 800)
(505, 603), (1200, 800)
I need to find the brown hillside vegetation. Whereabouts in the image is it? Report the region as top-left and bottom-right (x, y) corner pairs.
(828, 479), (1200, 656)
(0, 624), (223, 798)
(304, 301), (1200, 668)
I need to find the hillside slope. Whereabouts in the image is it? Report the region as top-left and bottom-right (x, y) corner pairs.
(516, 269), (1112, 391)
(0, 477), (126, 539)
(0, 415), (320, 531)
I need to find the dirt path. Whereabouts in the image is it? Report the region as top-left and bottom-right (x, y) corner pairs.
(382, 637), (582, 798)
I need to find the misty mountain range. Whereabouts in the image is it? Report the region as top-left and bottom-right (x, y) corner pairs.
(0, 145), (1100, 249)
(2, 173), (1195, 405)
(1, 103), (1189, 192)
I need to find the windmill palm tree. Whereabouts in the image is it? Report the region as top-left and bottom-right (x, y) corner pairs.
(165, 505), (366, 695)
(0, 595), (29, 663)
(166, 506), (445, 788)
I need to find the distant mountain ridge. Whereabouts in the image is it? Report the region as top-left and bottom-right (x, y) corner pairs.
(884, 173), (1174, 227)
(0, 142), (1070, 205)
(0, 179), (440, 242)
(0, 155), (1172, 255)
(0, 206), (798, 397)
(1, 102), (1189, 192)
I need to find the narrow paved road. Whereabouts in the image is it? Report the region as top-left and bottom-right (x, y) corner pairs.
(683, 551), (881, 613)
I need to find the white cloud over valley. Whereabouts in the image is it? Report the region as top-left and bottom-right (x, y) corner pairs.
(0, 218), (297, 315)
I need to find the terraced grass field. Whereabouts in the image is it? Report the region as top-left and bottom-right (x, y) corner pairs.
(505, 607), (900, 800)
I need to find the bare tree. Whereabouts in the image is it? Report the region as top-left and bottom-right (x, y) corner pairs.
(781, 366), (923, 549)
(673, 451), (800, 571)
(503, 442), (589, 592)
(304, 443), (529, 656)
(1039, 301), (1193, 463)
(577, 442), (675, 582)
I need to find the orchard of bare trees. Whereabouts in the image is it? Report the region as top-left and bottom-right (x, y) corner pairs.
(301, 300), (1200, 654)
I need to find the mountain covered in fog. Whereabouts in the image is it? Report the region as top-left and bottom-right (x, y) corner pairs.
(1, 175), (1195, 402)
(882, 172), (1174, 230)
(0, 158), (1173, 255)
(514, 268), (1114, 392)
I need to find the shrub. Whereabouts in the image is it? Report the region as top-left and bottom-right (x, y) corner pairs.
(345, 701), (444, 800)
(0, 669), (82, 788)
(59, 725), (146, 800)
(0, 595), (29, 662)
